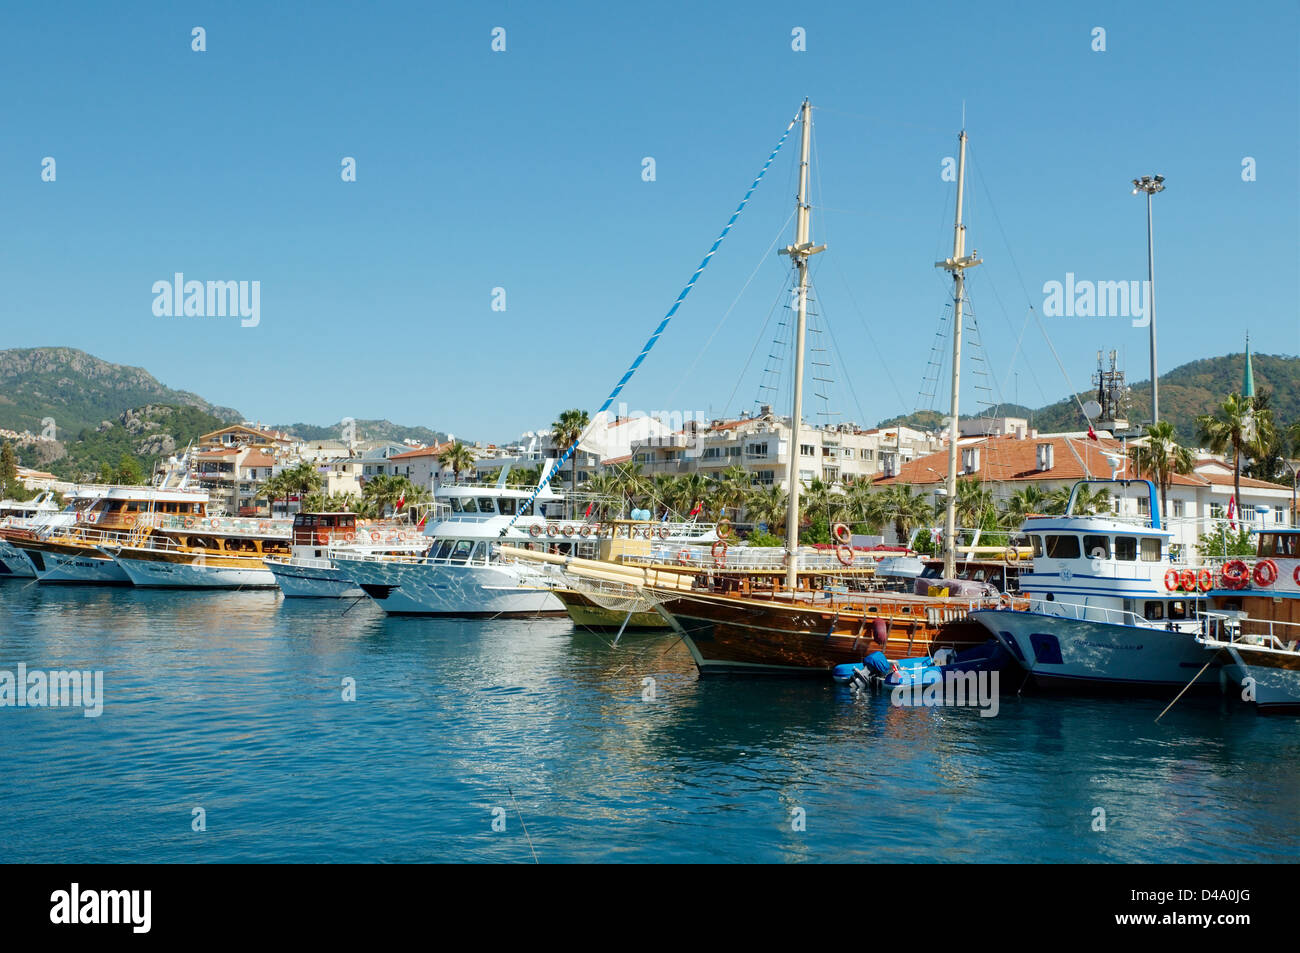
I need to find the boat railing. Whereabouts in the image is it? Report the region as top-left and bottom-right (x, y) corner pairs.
(621, 545), (873, 572)
(1022, 597), (1223, 632)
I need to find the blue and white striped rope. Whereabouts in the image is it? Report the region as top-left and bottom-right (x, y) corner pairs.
(504, 108), (802, 532)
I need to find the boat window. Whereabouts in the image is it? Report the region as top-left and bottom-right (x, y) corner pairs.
(1115, 537), (1137, 561)
(461, 497), (479, 513)
(1143, 601), (1165, 620)
(449, 497), (464, 513)
(1257, 534), (1276, 557)
(498, 498), (517, 516)
(1083, 535), (1110, 559)
(1045, 535), (1080, 559)
(1140, 538), (1161, 562)
(434, 540), (456, 559)
(1169, 600), (1188, 620)
(450, 540), (474, 563)
(1030, 535), (1044, 558)
(477, 498), (497, 514)
(1277, 535), (1299, 557)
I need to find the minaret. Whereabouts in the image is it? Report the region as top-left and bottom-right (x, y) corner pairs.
(1242, 332), (1255, 399)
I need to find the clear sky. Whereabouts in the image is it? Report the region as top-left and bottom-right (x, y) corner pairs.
(2, 1), (1296, 443)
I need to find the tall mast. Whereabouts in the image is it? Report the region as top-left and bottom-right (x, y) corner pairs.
(779, 99), (824, 591)
(935, 130), (980, 579)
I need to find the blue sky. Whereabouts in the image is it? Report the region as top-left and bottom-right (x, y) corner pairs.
(2, 1), (1296, 442)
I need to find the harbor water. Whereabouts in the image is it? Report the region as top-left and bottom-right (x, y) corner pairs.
(1, 581), (1296, 863)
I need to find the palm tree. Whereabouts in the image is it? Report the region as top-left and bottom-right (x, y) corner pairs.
(609, 461), (652, 514)
(1128, 420), (1194, 519)
(877, 483), (934, 545)
(280, 462), (322, 514)
(745, 484), (788, 534)
(1198, 392), (1271, 513)
(552, 409), (591, 517)
(261, 472), (289, 517)
(712, 464), (752, 520)
(803, 477), (844, 527)
(1002, 484), (1047, 529)
(437, 441), (476, 485)
(953, 477), (995, 532)
(1047, 483), (1111, 516)
(582, 472), (623, 518)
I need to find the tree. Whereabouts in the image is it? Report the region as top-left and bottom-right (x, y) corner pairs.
(745, 484), (788, 534)
(0, 442), (18, 498)
(877, 483), (935, 545)
(114, 453), (144, 486)
(1198, 392), (1271, 513)
(1127, 420), (1194, 519)
(437, 441), (476, 485)
(953, 477), (996, 531)
(712, 464), (752, 519)
(551, 409), (591, 517)
(1002, 485), (1047, 529)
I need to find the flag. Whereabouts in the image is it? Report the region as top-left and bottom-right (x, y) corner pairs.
(1227, 494), (1237, 530)
(584, 502), (593, 518)
(395, 493), (406, 510)
(1086, 425), (1098, 441)
(689, 500), (702, 517)
(417, 512), (428, 530)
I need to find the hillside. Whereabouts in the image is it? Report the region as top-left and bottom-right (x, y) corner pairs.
(0, 347), (243, 438)
(13, 403), (231, 482)
(278, 420), (452, 447)
(879, 352), (1300, 445)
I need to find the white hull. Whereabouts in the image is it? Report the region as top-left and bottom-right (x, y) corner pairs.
(113, 555), (278, 589)
(1215, 649), (1300, 711)
(971, 608), (1219, 689)
(336, 556), (565, 616)
(33, 550), (132, 585)
(266, 560), (362, 599)
(0, 540), (36, 577)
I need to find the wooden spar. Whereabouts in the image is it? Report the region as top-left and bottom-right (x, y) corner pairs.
(497, 545), (696, 592)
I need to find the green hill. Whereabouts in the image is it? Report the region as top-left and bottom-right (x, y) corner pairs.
(880, 352), (1300, 446)
(278, 420), (452, 447)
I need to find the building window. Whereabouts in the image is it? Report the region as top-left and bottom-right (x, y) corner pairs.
(1210, 502), (1224, 519)
(702, 447), (721, 459)
(746, 442), (769, 458)
(799, 469), (815, 482)
(754, 470), (775, 486)
(1137, 496), (1150, 515)
(801, 444), (815, 457)
(1171, 500), (1185, 518)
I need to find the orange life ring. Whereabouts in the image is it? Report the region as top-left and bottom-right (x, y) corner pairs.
(710, 539), (727, 568)
(529, 524), (542, 538)
(1178, 569), (1195, 592)
(209, 518), (220, 528)
(343, 532), (355, 543)
(1254, 559), (1279, 587)
(125, 515), (136, 526)
(316, 530), (330, 545)
(677, 549), (690, 565)
(836, 544), (855, 567)
(832, 522), (851, 544)
(1221, 559), (1250, 590)
(546, 524), (559, 537)
(1197, 568), (1213, 592)
(562, 525), (575, 537)
(657, 525), (670, 540)
(716, 517), (733, 540)
(184, 517), (195, 528)
(1294, 564), (1300, 586)
(1164, 569), (1181, 591)
(579, 525), (592, 538)
(370, 531), (381, 543)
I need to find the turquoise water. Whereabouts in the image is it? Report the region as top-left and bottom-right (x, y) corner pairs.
(1, 581), (1296, 863)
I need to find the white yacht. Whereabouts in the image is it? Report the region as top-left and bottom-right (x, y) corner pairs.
(969, 479), (1221, 692)
(334, 478), (717, 616)
(0, 492), (63, 577)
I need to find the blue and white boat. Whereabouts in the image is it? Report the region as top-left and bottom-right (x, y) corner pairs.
(969, 479), (1223, 692)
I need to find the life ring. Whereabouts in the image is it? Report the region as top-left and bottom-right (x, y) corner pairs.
(1221, 559), (1250, 590)
(677, 549), (690, 565)
(832, 522), (851, 543)
(1254, 559), (1279, 587)
(1005, 546), (1019, 563)
(657, 525), (670, 540)
(1294, 564), (1300, 586)
(371, 531), (381, 543)
(710, 539), (727, 568)
(343, 532), (355, 543)
(529, 524), (543, 538)
(1164, 569), (1181, 591)
(579, 525), (592, 538)
(316, 530), (330, 546)
(124, 515), (136, 526)
(1197, 568), (1213, 592)
(716, 517), (733, 540)
(561, 525), (574, 538)
(258, 521), (269, 532)
(546, 524), (559, 537)
(1179, 569), (1196, 592)
(835, 544), (855, 567)
(184, 517), (195, 528)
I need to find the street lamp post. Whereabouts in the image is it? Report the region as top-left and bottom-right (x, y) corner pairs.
(1132, 174), (1165, 424)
